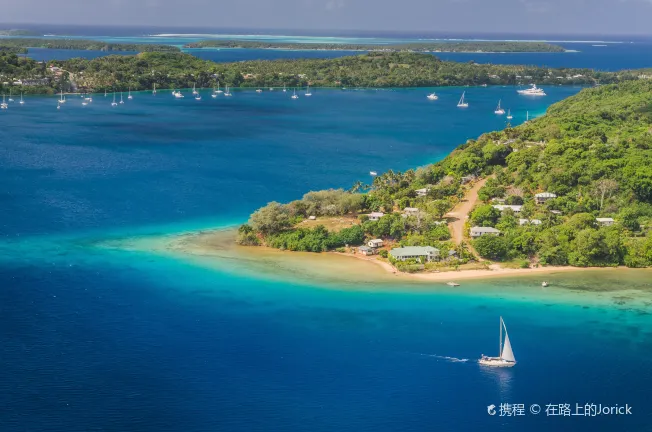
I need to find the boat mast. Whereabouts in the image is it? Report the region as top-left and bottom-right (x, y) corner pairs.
(499, 316), (503, 357)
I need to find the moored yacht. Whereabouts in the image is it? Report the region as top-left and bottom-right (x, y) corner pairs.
(457, 91), (468, 108)
(506, 109), (513, 120)
(19, 92), (25, 105)
(119, 92), (125, 104)
(192, 83), (198, 95)
(517, 84), (546, 96)
(8, 89), (14, 103)
(127, 87), (133, 100)
(494, 99), (505, 115)
(111, 92), (118, 107)
(478, 317), (516, 367)
(224, 85), (232, 97)
(291, 88), (299, 99)
(1, 94), (8, 110)
(256, 88), (263, 93)
(153, 83), (157, 95)
(427, 92), (438, 100)
(305, 85), (312, 97)
(216, 82), (223, 94)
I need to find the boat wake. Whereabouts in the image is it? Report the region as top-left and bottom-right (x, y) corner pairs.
(420, 354), (469, 363)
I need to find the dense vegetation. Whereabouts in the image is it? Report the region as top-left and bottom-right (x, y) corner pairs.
(185, 40), (566, 53)
(12, 51), (643, 94)
(0, 52), (53, 94)
(241, 80), (652, 269)
(0, 38), (180, 53)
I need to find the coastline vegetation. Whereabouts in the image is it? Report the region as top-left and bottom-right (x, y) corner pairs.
(0, 38), (181, 53)
(184, 40), (566, 53)
(239, 80), (652, 270)
(2, 51), (644, 95)
(0, 29), (40, 36)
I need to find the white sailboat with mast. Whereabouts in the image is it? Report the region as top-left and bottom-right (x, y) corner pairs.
(59, 88), (66, 104)
(216, 81), (223, 94)
(224, 85), (232, 97)
(305, 85), (312, 97)
(153, 83), (157, 95)
(479, 317), (516, 367)
(506, 109), (512, 120)
(192, 83), (198, 95)
(1, 94), (8, 110)
(111, 92), (118, 107)
(457, 91), (468, 108)
(119, 92), (125, 104)
(291, 88), (299, 99)
(8, 88), (14, 102)
(494, 99), (505, 115)
(127, 87), (133, 100)
(19, 92), (25, 105)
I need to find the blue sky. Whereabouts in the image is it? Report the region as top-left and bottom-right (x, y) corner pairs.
(2, 0), (651, 35)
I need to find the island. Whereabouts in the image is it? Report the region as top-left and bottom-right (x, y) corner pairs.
(0, 38), (181, 53)
(0, 29), (40, 36)
(1, 51), (645, 95)
(236, 80), (652, 275)
(183, 40), (567, 53)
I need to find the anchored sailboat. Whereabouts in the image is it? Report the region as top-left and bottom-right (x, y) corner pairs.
(479, 317), (516, 367)
(506, 109), (513, 120)
(59, 89), (66, 104)
(494, 99), (505, 115)
(111, 92), (118, 107)
(216, 81), (223, 94)
(457, 91), (468, 108)
(119, 92), (125, 104)
(291, 88), (299, 99)
(224, 85), (232, 97)
(305, 85), (312, 97)
(192, 83), (198, 95)
(127, 87), (133, 100)
(19, 92), (25, 105)
(427, 91), (438, 100)
(1, 94), (8, 110)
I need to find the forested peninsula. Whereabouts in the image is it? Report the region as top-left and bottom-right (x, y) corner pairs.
(184, 40), (566, 53)
(239, 80), (652, 271)
(0, 38), (180, 53)
(1, 51), (646, 95)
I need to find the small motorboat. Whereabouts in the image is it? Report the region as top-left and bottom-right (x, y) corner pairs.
(447, 282), (460, 287)
(542, 281), (549, 287)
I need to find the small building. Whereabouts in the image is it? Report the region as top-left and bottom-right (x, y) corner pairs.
(492, 204), (522, 213)
(492, 198), (506, 204)
(403, 207), (420, 216)
(470, 226), (501, 238)
(520, 219), (542, 226)
(519, 218), (529, 226)
(415, 188), (430, 197)
(367, 239), (384, 248)
(550, 210), (563, 215)
(596, 217), (615, 227)
(535, 192), (557, 204)
(530, 219), (542, 225)
(390, 246), (440, 262)
(461, 175), (477, 185)
(368, 212), (384, 221)
(308, 215), (316, 220)
(358, 246), (376, 256)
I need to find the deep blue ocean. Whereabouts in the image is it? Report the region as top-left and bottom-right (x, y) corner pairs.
(2, 26), (652, 432)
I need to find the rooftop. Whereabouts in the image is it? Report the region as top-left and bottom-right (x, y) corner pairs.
(390, 246), (440, 257)
(471, 226), (501, 233)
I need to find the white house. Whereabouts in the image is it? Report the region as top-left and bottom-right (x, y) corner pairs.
(308, 215), (317, 220)
(368, 212), (384, 221)
(535, 192), (557, 204)
(415, 188), (430, 197)
(367, 239), (384, 248)
(519, 219), (542, 226)
(390, 246), (440, 262)
(550, 210), (563, 215)
(470, 226), (501, 238)
(530, 219), (542, 225)
(492, 204), (523, 213)
(358, 246), (375, 256)
(596, 217), (615, 227)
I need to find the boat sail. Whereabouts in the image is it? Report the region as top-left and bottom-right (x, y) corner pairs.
(111, 92), (118, 107)
(506, 109), (512, 120)
(305, 85), (312, 97)
(457, 91), (468, 108)
(127, 87), (133, 100)
(479, 317), (516, 367)
(153, 83), (157, 95)
(494, 99), (505, 115)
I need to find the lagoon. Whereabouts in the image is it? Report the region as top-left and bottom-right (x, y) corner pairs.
(1, 85), (651, 431)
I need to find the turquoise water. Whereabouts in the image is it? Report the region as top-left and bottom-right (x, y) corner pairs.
(2, 86), (651, 431)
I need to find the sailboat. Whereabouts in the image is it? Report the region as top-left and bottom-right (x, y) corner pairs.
(494, 99), (505, 115)
(283, 84), (287, 93)
(224, 85), (232, 97)
(211, 86), (218, 98)
(291, 88), (299, 99)
(119, 92), (125, 104)
(427, 92), (438, 100)
(192, 83), (198, 95)
(195, 92), (202, 101)
(111, 92), (118, 107)
(59, 89), (66, 104)
(8, 88), (14, 103)
(506, 109), (513, 120)
(457, 91), (468, 108)
(127, 87), (133, 100)
(216, 82), (223, 94)
(525, 111), (530, 123)
(1, 94), (8, 110)
(153, 83), (157, 95)
(305, 85), (312, 97)
(479, 317), (516, 367)
(256, 88), (263, 93)
(104, 89), (108, 97)
(19, 92), (25, 105)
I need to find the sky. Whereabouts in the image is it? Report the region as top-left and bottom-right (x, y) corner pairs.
(2, 0), (651, 36)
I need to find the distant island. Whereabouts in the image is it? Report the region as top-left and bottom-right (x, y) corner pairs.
(0, 38), (180, 53)
(184, 40), (567, 53)
(238, 80), (652, 273)
(0, 29), (40, 36)
(2, 51), (645, 95)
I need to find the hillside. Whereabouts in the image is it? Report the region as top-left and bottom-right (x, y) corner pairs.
(240, 80), (652, 270)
